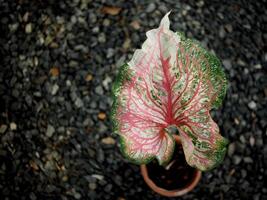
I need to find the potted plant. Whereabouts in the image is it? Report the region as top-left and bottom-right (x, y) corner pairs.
(111, 12), (228, 197)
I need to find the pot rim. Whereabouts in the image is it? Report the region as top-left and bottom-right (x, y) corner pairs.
(140, 135), (201, 197)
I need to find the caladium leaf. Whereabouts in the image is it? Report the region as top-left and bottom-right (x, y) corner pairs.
(111, 12), (228, 171)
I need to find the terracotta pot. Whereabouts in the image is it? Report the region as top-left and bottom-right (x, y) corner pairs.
(140, 135), (201, 197)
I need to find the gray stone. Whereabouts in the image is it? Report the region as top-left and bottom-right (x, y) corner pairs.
(114, 175), (122, 186)
(36, 102), (43, 113)
(243, 24), (251, 29)
(83, 118), (93, 127)
(254, 64), (262, 69)
(98, 33), (106, 43)
(222, 59), (232, 70)
(106, 48), (115, 58)
(66, 80), (72, 86)
(75, 98), (84, 108)
(33, 91), (42, 97)
(12, 89), (19, 98)
(89, 101), (97, 109)
(241, 169), (247, 178)
(233, 155), (242, 165)
(10, 122), (17, 130)
(88, 13), (97, 23)
(89, 183), (97, 190)
(228, 142), (235, 157)
(74, 44), (88, 53)
(237, 59), (246, 66)
(0, 124), (8, 134)
(95, 86), (104, 95)
(99, 101), (107, 110)
(46, 125), (55, 137)
(57, 126), (65, 133)
(102, 76), (112, 90)
(104, 184), (112, 192)
(29, 192), (37, 200)
(25, 95), (32, 106)
(9, 23), (19, 32)
(221, 184), (230, 192)
(71, 15), (77, 24)
(44, 160), (55, 170)
(146, 3), (156, 13)
(253, 194), (260, 200)
(33, 57), (38, 66)
(116, 55), (126, 67)
(92, 27), (99, 33)
(70, 91), (78, 101)
(97, 148), (104, 163)
(25, 23), (32, 33)
(23, 12), (29, 22)
(219, 26), (226, 38)
(239, 135), (246, 144)
(69, 60), (78, 67)
(248, 101), (257, 110)
(225, 24), (233, 32)
(103, 19), (110, 26)
(243, 157), (253, 163)
(158, 4), (168, 12)
(99, 123), (108, 133)
(51, 84), (59, 95)
(91, 174), (104, 180)
(74, 193), (81, 199)
(249, 136), (255, 146)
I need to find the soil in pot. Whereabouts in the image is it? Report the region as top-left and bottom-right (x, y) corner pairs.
(146, 144), (197, 190)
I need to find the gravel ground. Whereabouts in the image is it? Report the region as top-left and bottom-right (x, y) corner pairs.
(0, 0), (266, 199)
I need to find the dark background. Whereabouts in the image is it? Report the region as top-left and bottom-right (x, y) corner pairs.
(0, 0), (266, 199)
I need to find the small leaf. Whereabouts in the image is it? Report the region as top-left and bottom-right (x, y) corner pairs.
(111, 12), (228, 170)
(49, 67), (60, 77)
(123, 38), (131, 50)
(98, 112), (106, 120)
(130, 20), (141, 30)
(85, 74), (93, 81)
(101, 6), (121, 15)
(101, 137), (116, 145)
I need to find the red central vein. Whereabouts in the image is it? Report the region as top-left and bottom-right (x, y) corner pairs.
(162, 57), (173, 124)
(158, 28), (173, 125)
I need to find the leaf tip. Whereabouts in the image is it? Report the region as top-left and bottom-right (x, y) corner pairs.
(160, 11), (172, 30)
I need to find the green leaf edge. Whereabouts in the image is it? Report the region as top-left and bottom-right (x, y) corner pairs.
(176, 32), (228, 109)
(110, 64), (130, 134)
(203, 137), (229, 171)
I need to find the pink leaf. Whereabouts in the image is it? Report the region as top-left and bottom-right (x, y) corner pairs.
(112, 12), (228, 170)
